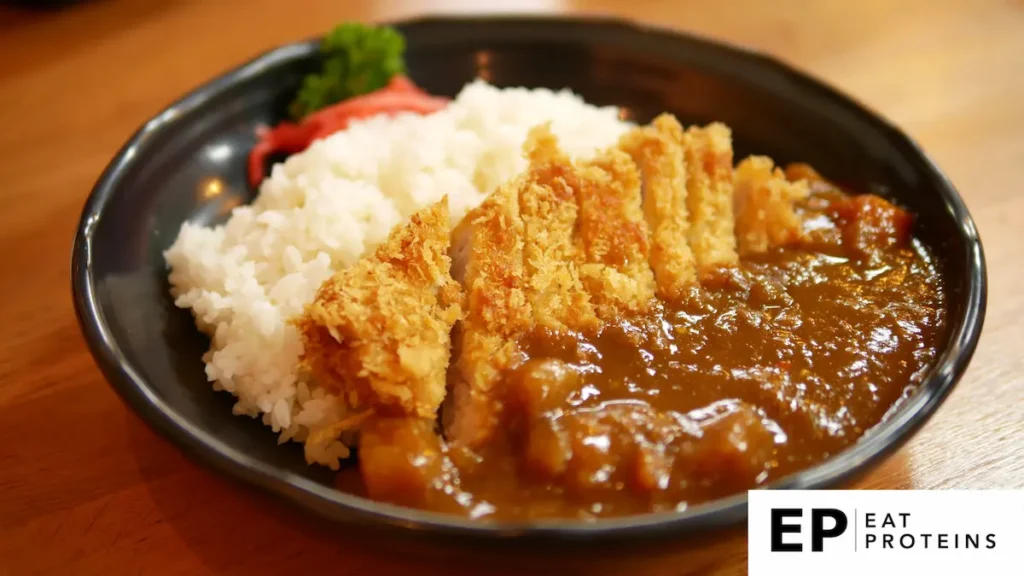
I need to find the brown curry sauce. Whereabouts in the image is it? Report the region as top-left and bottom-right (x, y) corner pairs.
(338, 169), (946, 521)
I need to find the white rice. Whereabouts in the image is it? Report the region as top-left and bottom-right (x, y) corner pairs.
(164, 80), (629, 468)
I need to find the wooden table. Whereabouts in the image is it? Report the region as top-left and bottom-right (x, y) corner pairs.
(1, 0), (1021, 574)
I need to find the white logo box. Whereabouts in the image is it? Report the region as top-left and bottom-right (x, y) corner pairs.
(748, 490), (1023, 575)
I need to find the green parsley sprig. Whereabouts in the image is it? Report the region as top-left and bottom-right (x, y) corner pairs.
(288, 22), (407, 120)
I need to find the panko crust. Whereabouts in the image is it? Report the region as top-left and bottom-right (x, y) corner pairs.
(297, 198), (462, 419)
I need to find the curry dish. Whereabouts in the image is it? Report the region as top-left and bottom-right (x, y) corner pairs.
(297, 114), (945, 520)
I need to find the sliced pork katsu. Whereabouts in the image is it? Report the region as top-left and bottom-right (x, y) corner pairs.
(619, 115), (740, 295)
(519, 127), (601, 331)
(446, 183), (532, 448)
(619, 114), (697, 299)
(733, 155), (811, 255)
(682, 123), (740, 273)
(447, 126), (658, 448)
(297, 198), (462, 420)
(573, 147), (657, 319)
(529, 126), (655, 320)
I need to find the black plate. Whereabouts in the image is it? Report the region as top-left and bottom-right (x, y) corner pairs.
(72, 15), (986, 545)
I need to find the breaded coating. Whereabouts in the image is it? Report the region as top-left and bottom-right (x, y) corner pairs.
(619, 114), (697, 300)
(733, 156), (811, 255)
(682, 122), (740, 274)
(447, 184), (532, 448)
(297, 198), (462, 419)
(450, 127), (629, 448)
(574, 147), (656, 318)
(520, 126), (600, 331)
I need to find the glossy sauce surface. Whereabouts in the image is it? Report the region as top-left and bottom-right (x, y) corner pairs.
(342, 185), (946, 520)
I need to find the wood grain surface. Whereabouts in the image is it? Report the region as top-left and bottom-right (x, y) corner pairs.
(1, 1), (1021, 574)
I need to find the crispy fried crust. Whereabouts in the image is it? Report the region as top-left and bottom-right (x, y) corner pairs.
(452, 126), (654, 448)
(520, 126), (600, 331)
(733, 156), (811, 255)
(575, 147), (656, 318)
(682, 122), (739, 274)
(297, 198), (462, 419)
(447, 184), (531, 447)
(619, 114), (697, 300)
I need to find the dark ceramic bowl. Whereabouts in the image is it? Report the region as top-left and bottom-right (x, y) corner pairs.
(72, 15), (986, 546)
